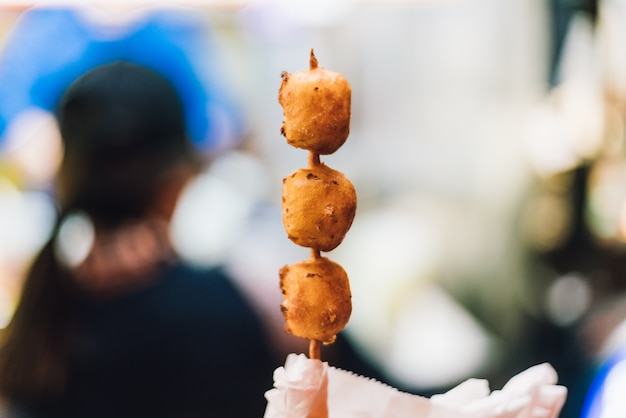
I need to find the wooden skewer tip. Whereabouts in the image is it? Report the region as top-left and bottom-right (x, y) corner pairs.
(310, 49), (318, 70)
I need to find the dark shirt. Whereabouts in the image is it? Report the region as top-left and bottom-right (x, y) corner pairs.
(9, 263), (279, 418)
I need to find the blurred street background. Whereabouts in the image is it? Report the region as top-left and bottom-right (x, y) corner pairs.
(1, 1), (624, 416)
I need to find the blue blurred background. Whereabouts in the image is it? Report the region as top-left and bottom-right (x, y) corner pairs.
(1, 1), (626, 417)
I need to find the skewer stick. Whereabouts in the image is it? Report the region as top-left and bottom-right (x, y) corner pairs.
(310, 48), (318, 70)
(308, 151), (320, 168)
(309, 339), (321, 360)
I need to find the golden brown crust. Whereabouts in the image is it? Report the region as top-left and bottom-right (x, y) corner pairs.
(278, 66), (351, 155)
(282, 164), (357, 252)
(277, 51), (355, 358)
(280, 257), (352, 343)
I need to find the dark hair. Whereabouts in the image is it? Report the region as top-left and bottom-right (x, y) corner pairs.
(0, 62), (200, 399)
(57, 61), (200, 226)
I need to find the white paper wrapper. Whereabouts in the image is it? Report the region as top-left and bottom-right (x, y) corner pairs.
(264, 354), (567, 418)
(264, 353), (329, 418)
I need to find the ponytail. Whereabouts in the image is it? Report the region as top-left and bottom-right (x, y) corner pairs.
(0, 223), (77, 399)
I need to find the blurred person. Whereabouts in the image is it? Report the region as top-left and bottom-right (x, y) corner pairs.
(0, 62), (279, 418)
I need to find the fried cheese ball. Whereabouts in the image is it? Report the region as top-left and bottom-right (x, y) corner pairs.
(282, 163), (357, 252)
(278, 50), (351, 155)
(280, 257), (352, 343)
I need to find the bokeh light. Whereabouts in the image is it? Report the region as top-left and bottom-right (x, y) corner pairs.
(2, 1), (626, 416)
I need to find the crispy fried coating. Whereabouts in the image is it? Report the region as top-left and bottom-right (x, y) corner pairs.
(278, 51), (351, 155)
(280, 257), (352, 343)
(282, 163), (357, 252)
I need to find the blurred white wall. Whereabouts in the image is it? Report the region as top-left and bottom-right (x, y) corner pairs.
(204, 0), (553, 389)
